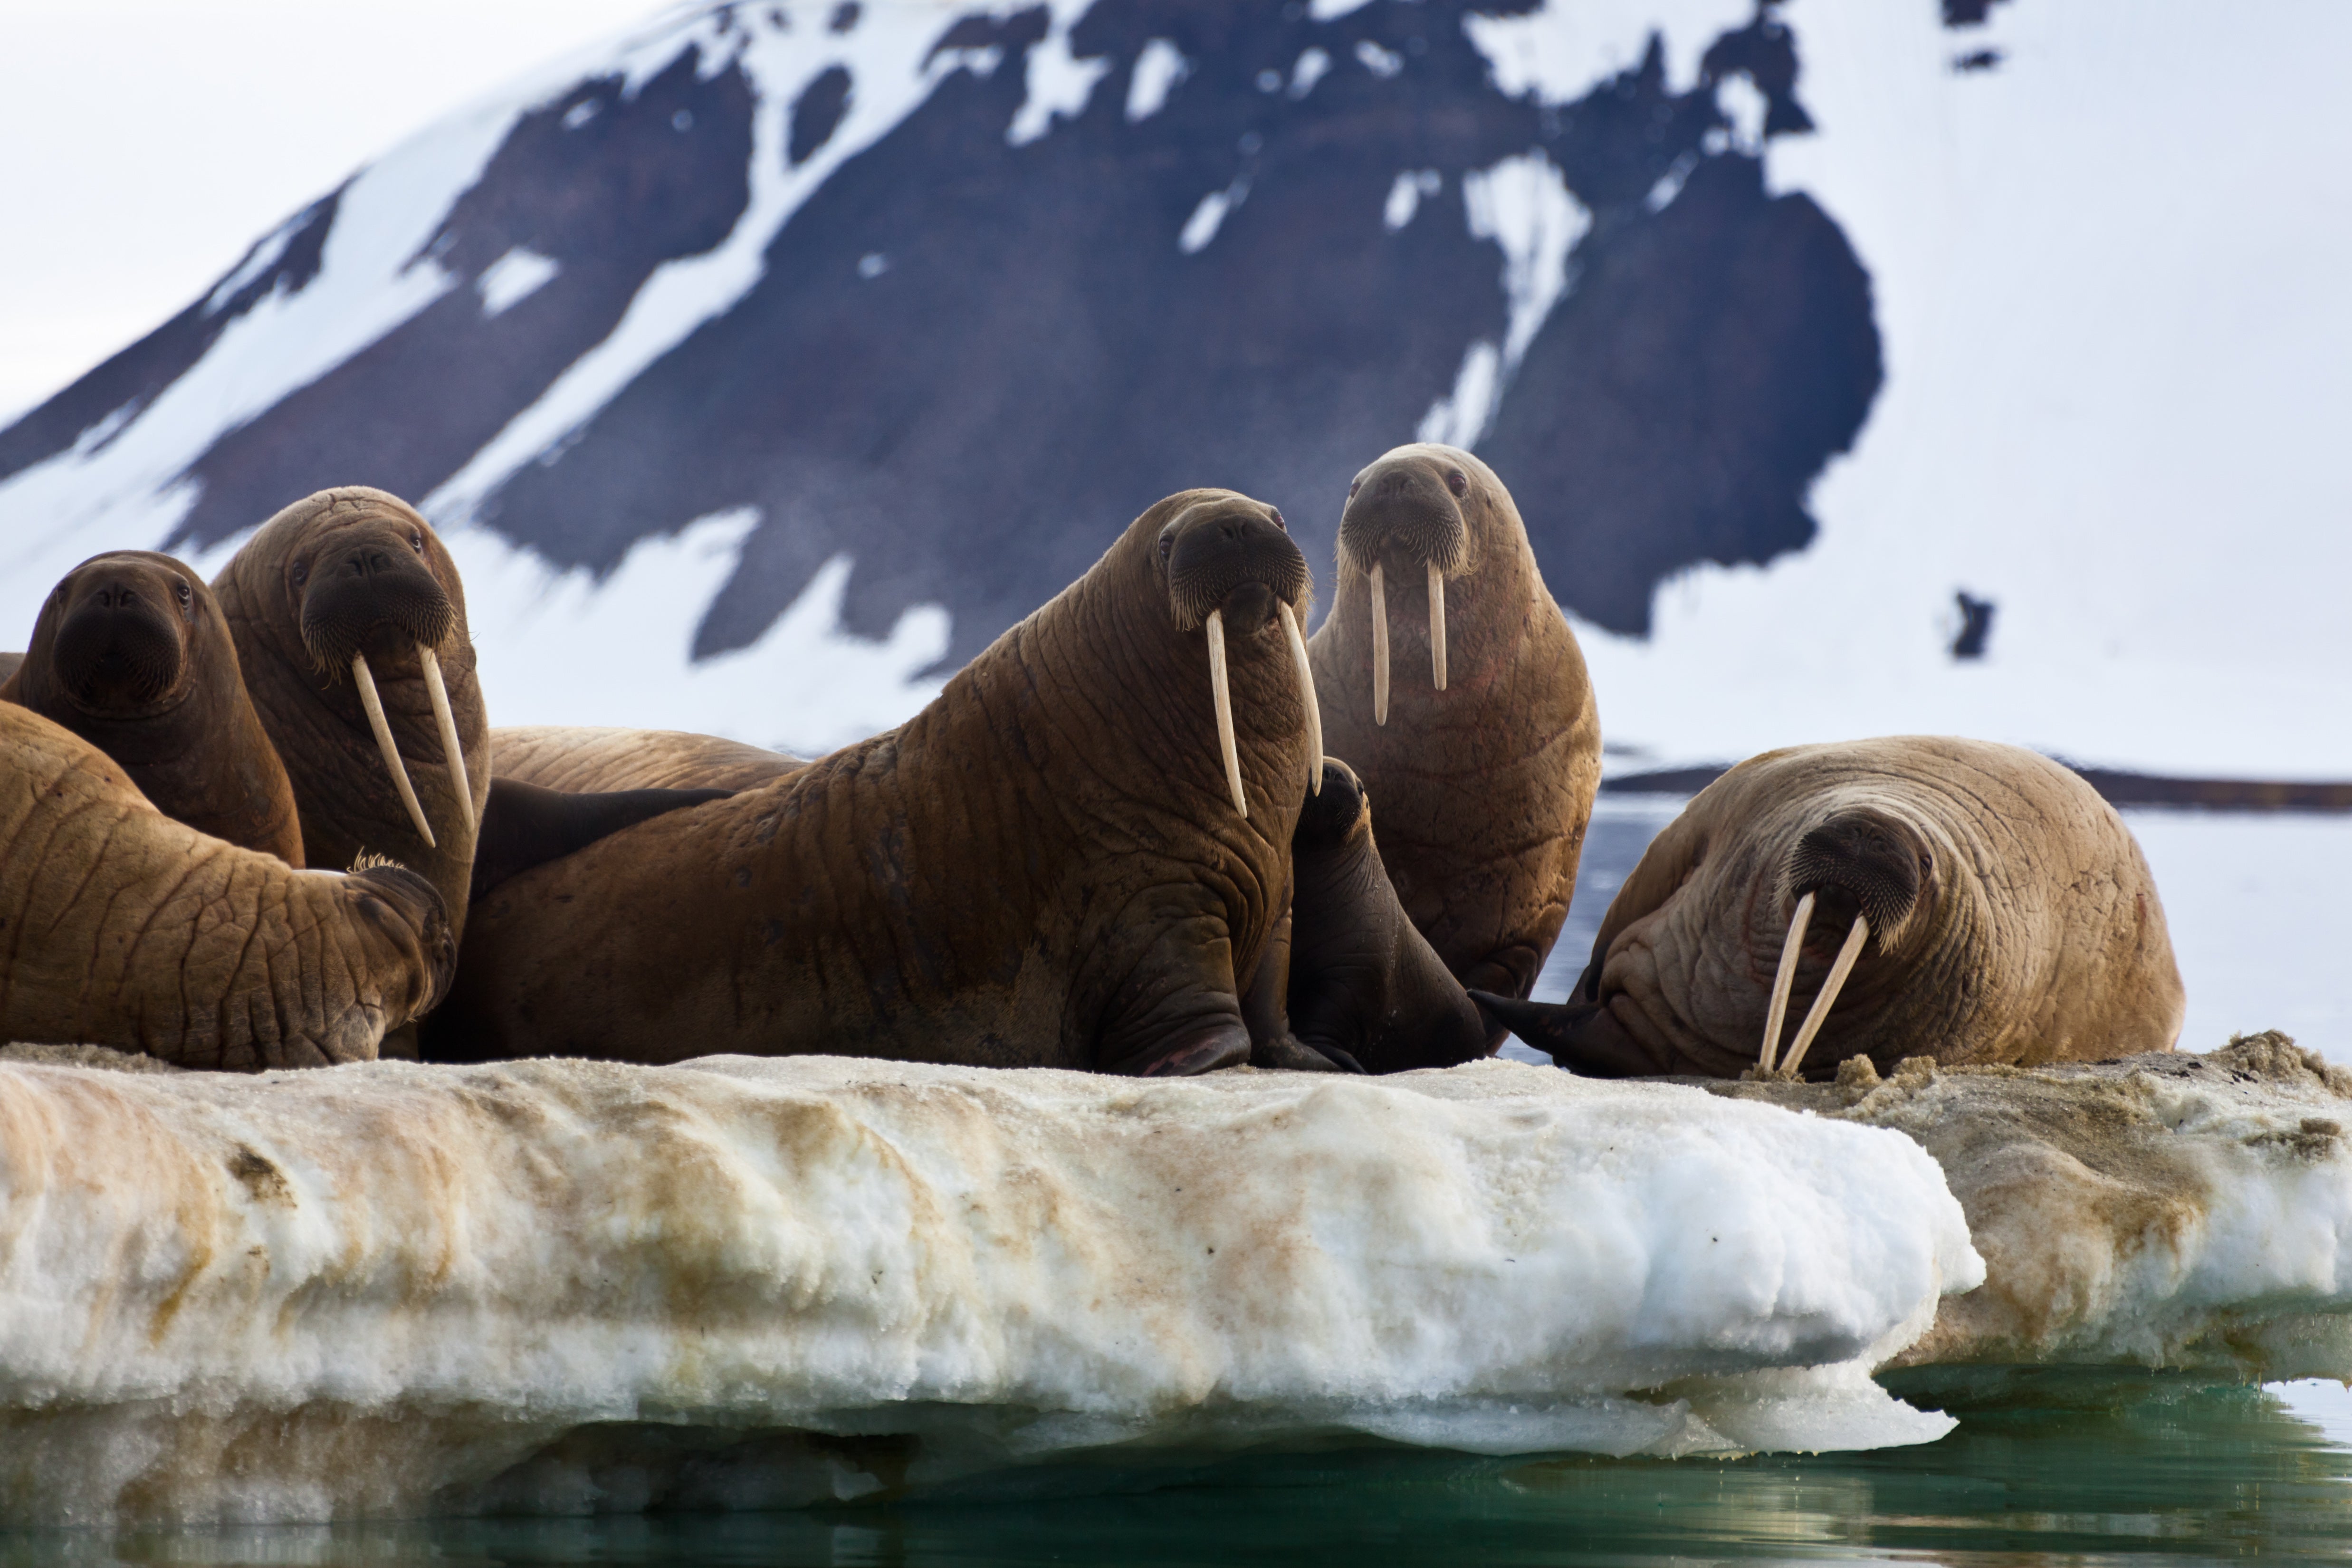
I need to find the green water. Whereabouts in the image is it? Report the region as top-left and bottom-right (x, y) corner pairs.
(13, 1372), (2352, 1566)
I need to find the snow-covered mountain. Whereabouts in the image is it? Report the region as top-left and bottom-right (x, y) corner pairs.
(3, 0), (2345, 774)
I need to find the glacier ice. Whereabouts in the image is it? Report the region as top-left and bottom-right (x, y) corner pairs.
(0, 1056), (1978, 1525)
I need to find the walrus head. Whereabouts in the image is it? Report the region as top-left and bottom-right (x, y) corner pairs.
(343, 854), (460, 1020)
(263, 490), (474, 851)
(37, 553), (206, 718)
(1153, 492), (1321, 817)
(1335, 442), (1490, 725)
(1758, 806), (1937, 1076)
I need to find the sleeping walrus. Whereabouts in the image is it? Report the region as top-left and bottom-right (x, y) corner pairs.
(1307, 444), (1600, 1024)
(428, 489), (1325, 1075)
(0, 703), (453, 1066)
(1, 551), (304, 863)
(1474, 737), (2185, 1079)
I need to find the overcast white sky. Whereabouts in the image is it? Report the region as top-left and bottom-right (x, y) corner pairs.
(0, 0), (668, 421)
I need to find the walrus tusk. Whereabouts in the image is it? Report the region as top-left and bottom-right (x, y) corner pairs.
(417, 645), (473, 838)
(1205, 609), (1247, 817)
(1777, 913), (1870, 1080)
(350, 652), (436, 849)
(1427, 560), (1447, 692)
(1370, 561), (1390, 726)
(1758, 889), (1816, 1074)
(1279, 600), (1321, 796)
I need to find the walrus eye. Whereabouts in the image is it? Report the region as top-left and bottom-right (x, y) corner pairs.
(1158, 534), (1174, 565)
(410, 530), (425, 555)
(1347, 479), (1360, 499)
(175, 581), (191, 607)
(1269, 507), (1286, 531)
(291, 559), (309, 587)
(1446, 470), (1468, 498)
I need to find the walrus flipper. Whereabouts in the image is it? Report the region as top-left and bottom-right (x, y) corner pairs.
(470, 778), (732, 903)
(1469, 991), (1656, 1078)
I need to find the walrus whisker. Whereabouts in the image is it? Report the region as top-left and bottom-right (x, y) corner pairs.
(1759, 890), (1815, 1074)
(351, 652), (437, 849)
(417, 645), (474, 838)
(1427, 559), (1447, 692)
(1778, 913), (1869, 1080)
(1205, 609), (1247, 817)
(1279, 600), (1321, 796)
(1370, 561), (1390, 726)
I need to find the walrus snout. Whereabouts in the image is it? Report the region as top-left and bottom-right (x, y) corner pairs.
(1338, 455), (1470, 580)
(53, 568), (190, 711)
(1157, 495), (1320, 818)
(1295, 758), (1368, 849)
(294, 520), (474, 851)
(1784, 811), (1929, 940)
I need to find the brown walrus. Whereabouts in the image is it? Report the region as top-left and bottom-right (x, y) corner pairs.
(1, 551), (304, 863)
(426, 489), (1325, 1075)
(490, 725), (805, 793)
(1282, 758), (1486, 1073)
(211, 488), (720, 942)
(1308, 445), (1600, 1031)
(0, 653), (21, 686)
(0, 703), (454, 1066)
(1473, 736), (2186, 1080)
(213, 488), (490, 934)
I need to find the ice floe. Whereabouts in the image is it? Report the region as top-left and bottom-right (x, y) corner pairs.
(0, 1056), (1975, 1525)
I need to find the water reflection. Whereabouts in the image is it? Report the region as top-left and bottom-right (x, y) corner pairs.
(14, 1372), (2349, 1566)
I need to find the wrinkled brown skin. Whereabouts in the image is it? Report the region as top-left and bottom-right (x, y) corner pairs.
(491, 725), (806, 793)
(1308, 444), (1601, 1026)
(213, 488), (491, 937)
(1478, 737), (2185, 1079)
(1285, 758), (1487, 1073)
(430, 490), (1319, 1074)
(1, 552), (303, 864)
(0, 704), (454, 1066)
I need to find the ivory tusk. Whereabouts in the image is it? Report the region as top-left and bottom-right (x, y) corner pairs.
(1369, 561), (1389, 727)
(351, 652), (436, 849)
(1427, 560), (1447, 692)
(1758, 889), (1816, 1075)
(1205, 609), (1247, 817)
(417, 645), (474, 838)
(1778, 913), (1870, 1080)
(1279, 600), (1322, 796)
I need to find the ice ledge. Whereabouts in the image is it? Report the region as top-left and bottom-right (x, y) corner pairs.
(1690, 1033), (2352, 1376)
(0, 1055), (1973, 1525)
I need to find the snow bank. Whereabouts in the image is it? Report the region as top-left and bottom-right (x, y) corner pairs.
(0, 1056), (1976, 1525)
(1700, 1035), (2352, 1376)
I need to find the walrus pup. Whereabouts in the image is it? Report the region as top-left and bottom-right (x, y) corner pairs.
(1285, 758), (1488, 1073)
(430, 489), (1322, 1075)
(491, 725), (804, 793)
(0, 704), (454, 1066)
(1308, 444), (1601, 1017)
(1473, 737), (2185, 1080)
(1, 551), (304, 863)
(213, 488), (490, 934)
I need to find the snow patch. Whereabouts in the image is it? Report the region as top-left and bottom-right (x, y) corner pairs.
(200, 209), (304, 316)
(1124, 37), (1189, 122)
(445, 507), (947, 756)
(1179, 181), (1247, 255)
(1463, 0), (1757, 103)
(1418, 341), (1501, 448)
(1462, 149), (1588, 369)
(1290, 46), (1333, 98)
(1383, 168), (1441, 231)
(1005, 2), (1111, 148)
(1354, 38), (1403, 79)
(1717, 70), (1768, 153)
(1311, 0), (1378, 20)
(0, 1057), (1978, 1525)
(476, 246), (560, 316)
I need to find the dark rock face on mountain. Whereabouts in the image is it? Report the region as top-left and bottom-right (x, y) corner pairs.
(0, 0), (1900, 667)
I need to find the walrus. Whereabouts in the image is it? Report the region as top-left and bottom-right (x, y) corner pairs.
(490, 725), (805, 793)
(0, 703), (454, 1066)
(0, 653), (21, 686)
(1307, 444), (1601, 1026)
(212, 488), (721, 942)
(213, 488), (490, 933)
(1282, 758), (1487, 1073)
(425, 489), (1324, 1075)
(1, 551), (304, 863)
(1473, 737), (2186, 1079)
